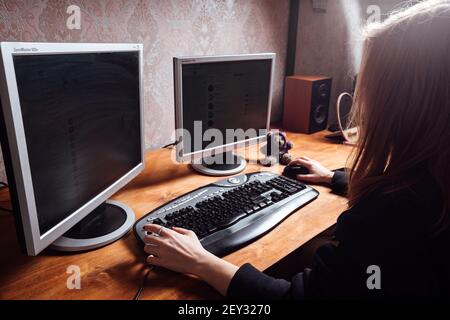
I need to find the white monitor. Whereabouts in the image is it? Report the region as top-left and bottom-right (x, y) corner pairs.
(0, 42), (144, 255)
(173, 53), (275, 176)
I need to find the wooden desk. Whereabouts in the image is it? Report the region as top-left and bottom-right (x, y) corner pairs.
(0, 130), (351, 300)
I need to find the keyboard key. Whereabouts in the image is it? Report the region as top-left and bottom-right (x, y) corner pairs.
(150, 218), (164, 225)
(245, 207), (254, 214)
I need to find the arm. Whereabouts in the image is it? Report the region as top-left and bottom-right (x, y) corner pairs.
(288, 156), (349, 195)
(143, 224), (299, 299)
(330, 170), (349, 195)
(228, 193), (435, 299)
(143, 224), (238, 296)
(226, 263), (301, 299)
(193, 252), (239, 296)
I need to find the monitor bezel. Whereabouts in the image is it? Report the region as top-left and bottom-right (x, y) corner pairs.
(0, 42), (145, 255)
(173, 53), (275, 162)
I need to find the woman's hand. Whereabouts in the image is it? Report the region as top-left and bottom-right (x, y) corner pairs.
(143, 224), (238, 296)
(143, 224), (209, 275)
(289, 156), (334, 184)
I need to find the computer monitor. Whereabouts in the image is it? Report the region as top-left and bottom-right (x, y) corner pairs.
(0, 42), (144, 256)
(173, 53), (275, 176)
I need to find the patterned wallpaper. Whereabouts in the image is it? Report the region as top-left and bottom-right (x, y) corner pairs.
(0, 0), (290, 181)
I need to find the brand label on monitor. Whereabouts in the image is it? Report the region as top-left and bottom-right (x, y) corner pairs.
(13, 47), (39, 53)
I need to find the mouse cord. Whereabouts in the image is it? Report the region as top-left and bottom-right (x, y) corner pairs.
(161, 142), (176, 149)
(336, 92), (358, 144)
(0, 182), (13, 215)
(133, 266), (154, 300)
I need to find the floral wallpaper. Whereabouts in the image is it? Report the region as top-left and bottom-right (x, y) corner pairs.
(0, 0), (290, 181)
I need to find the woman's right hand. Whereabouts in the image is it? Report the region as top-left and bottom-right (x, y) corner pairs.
(288, 156), (334, 184)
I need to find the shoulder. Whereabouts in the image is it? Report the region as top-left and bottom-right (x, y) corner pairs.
(335, 178), (441, 242)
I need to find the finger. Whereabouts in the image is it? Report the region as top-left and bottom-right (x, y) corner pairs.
(296, 174), (318, 182)
(173, 227), (198, 240)
(146, 255), (164, 267)
(143, 224), (173, 237)
(289, 158), (312, 168)
(143, 224), (164, 233)
(172, 226), (194, 235)
(288, 159), (301, 166)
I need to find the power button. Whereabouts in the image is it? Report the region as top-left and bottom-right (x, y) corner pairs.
(228, 177), (240, 184)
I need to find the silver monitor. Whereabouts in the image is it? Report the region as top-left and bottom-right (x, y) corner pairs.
(0, 42), (144, 255)
(173, 53), (275, 176)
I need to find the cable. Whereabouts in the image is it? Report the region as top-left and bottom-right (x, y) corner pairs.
(336, 92), (358, 144)
(161, 142), (176, 149)
(133, 266), (154, 300)
(0, 182), (12, 214)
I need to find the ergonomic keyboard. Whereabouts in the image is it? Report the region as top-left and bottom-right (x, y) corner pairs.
(134, 171), (319, 257)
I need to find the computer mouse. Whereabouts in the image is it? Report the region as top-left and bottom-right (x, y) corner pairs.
(282, 165), (309, 179)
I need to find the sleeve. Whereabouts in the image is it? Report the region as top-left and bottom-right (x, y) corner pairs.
(226, 263), (307, 299)
(226, 244), (350, 300)
(225, 212), (372, 300)
(227, 195), (433, 299)
(330, 170), (349, 195)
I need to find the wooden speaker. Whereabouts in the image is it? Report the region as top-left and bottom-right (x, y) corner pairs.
(283, 75), (332, 134)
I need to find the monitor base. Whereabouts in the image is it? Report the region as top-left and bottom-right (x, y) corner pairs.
(192, 152), (247, 176)
(50, 200), (135, 252)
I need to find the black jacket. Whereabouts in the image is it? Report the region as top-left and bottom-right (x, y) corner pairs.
(227, 171), (450, 299)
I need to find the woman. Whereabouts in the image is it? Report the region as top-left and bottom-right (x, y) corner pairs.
(143, 0), (450, 299)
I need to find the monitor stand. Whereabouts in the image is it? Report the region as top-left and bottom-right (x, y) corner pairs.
(191, 151), (247, 176)
(50, 200), (135, 252)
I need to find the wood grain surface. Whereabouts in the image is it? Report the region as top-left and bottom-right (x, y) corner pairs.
(0, 130), (352, 300)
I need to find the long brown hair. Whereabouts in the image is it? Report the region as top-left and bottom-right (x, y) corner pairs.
(347, 0), (450, 233)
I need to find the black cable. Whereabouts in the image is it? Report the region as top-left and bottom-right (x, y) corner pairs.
(133, 266), (154, 300)
(0, 182), (12, 212)
(161, 142), (176, 149)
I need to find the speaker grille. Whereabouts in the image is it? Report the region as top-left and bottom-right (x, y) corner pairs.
(309, 79), (332, 133)
(313, 104), (327, 125)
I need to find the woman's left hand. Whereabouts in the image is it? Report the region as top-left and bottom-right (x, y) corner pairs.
(143, 224), (212, 275)
(143, 224), (239, 296)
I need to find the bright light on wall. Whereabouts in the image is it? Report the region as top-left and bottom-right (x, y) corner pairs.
(339, 0), (363, 75)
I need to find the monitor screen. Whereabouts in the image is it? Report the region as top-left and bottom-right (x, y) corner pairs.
(13, 52), (141, 235)
(181, 59), (271, 153)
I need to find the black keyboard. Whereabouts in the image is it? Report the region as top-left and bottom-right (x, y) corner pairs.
(134, 171), (319, 257)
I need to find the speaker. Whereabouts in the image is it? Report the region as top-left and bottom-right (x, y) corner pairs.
(283, 75), (332, 134)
